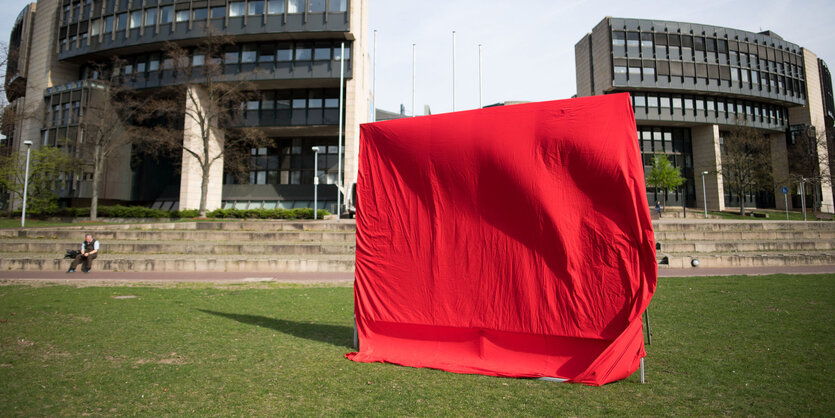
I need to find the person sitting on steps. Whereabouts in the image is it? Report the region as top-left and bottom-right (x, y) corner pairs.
(67, 234), (99, 273)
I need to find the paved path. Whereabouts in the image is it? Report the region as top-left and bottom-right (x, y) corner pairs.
(1, 266), (833, 285)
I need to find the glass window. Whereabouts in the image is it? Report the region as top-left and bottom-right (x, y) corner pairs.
(229, 2), (246, 17)
(104, 16), (114, 33)
(333, 46), (350, 60)
(277, 43), (293, 61)
(672, 97), (682, 109)
(626, 32), (639, 47)
(90, 19), (101, 36)
(144, 8), (157, 27)
(268, 0), (285, 14)
(124, 63), (133, 75)
(136, 58), (146, 73)
(149, 55), (160, 71)
(259, 46), (275, 62)
(193, 8), (208, 20)
(612, 31), (625, 47)
(288, 0), (303, 13)
(643, 66), (655, 78)
(242, 46), (257, 63)
(295, 45), (312, 60)
(640, 32), (652, 48)
(224, 50), (239, 64)
(249, 1), (265, 15)
(308, 0), (326, 12)
(192, 54), (204, 66)
(247, 100), (260, 111)
(614, 66), (627, 74)
(329, 0), (346, 12)
(292, 98), (306, 108)
(325, 98), (338, 108)
(176, 10), (190, 22)
(634, 94), (646, 108)
(314, 47), (330, 60)
(211, 6), (226, 18)
(160, 6), (173, 23)
(660, 96), (670, 108)
(129, 11), (141, 29)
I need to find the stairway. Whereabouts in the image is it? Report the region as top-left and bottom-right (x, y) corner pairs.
(0, 221), (357, 273)
(654, 220), (835, 268)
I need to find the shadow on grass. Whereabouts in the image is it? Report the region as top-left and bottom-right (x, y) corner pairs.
(198, 309), (354, 348)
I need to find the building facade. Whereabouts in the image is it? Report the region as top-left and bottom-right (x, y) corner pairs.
(3, 0), (370, 212)
(576, 17), (835, 213)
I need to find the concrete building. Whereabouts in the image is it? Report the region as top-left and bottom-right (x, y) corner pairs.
(576, 17), (835, 213)
(3, 0), (370, 213)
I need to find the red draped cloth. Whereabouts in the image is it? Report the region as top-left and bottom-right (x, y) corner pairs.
(346, 94), (657, 385)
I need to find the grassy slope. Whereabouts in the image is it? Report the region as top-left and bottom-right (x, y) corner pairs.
(0, 275), (833, 416)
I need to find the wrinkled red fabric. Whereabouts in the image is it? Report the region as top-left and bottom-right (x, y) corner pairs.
(346, 94), (657, 386)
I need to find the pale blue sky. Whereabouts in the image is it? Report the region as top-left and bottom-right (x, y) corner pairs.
(3, 0), (834, 115)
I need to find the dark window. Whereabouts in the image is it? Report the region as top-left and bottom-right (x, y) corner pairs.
(193, 8), (208, 20)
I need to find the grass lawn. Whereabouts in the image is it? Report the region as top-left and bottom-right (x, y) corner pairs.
(1, 275), (833, 416)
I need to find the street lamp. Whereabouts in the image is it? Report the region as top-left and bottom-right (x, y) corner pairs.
(701, 171), (709, 218)
(312, 147), (320, 220)
(21, 141), (33, 228)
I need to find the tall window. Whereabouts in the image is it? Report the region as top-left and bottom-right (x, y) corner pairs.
(176, 10), (190, 22)
(129, 11), (141, 29)
(288, 0), (303, 13)
(229, 2), (246, 17)
(329, 0), (347, 12)
(144, 8), (157, 27)
(268, 0), (285, 14)
(249, 1), (265, 15)
(91, 19), (101, 36)
(160, 6), (174, 24)
(104, 16), (114, 34)
(308, 0), (326, 12)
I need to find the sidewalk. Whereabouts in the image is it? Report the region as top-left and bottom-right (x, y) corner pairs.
(1, 266), (833, 285)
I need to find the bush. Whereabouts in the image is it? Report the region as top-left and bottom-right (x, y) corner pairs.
(206, 208), (329, 219)
(8, 205), (331, 220)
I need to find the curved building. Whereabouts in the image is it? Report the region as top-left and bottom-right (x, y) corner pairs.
(576, 17), (835, 213)
(3, 0), (369, 212)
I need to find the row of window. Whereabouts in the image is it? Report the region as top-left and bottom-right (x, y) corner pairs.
(220, 200), (336, 210)
(46, 101), (83, 128)
(613, 60), (805, 99)
(63, 0), (348, 26)
(630, 93), (788, 127)
(72, 41), (351, 70)
(238, 89), (343, 126)
(612, 30), (801, 67)
(225, 139), (341, 186)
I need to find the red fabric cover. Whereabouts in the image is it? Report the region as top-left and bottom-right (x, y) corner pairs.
(346, 94), (657, 385)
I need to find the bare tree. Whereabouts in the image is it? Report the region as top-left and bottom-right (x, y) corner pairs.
(720, 122), (774, 216)
(788, 124), (832, 212)
(153, 25), (268, 217)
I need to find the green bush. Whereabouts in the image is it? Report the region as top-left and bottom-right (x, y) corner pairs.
(206, 208), (329, 219)
(9, 205), (331, 220)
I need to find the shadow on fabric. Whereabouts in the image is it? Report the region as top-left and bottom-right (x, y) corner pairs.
(197, 309), (353, 348)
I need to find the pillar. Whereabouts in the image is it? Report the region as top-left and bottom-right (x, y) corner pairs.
(691, 124), (725, 211)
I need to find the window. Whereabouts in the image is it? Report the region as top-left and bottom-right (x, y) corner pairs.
(124, 63), (133, 75)
(160, 6), (173, 24)
(176, 10), (190, 22)
(614, 65), (627, 74)
(144, 8), (157, 27)
(314, 46), (330, 60)
(193, 8), (208, 20)
(612, 31), (625, 47)
(259, 46), (275, 62)
(53, 105), (60, 125)
(308, 0), (326, 12)
(104, 16), (114, 33)
(288, 0), (303, 13)
(193, 54), (205, 66)
(634, 94), (646, 108)
(242, 46), (257, 63)
(149, 55), (160, 71)
(211, 6), (226, 18)
(249, 1), (265, 15)
(295, 45), (312, 60)
(130, 11), (142, 29)
(268, 0), (285, 14)
(136, 59), (146, 73)
(334, 46), (350, 60)
(292, 98), (306, 108)
(229, 2), (246, 16)
(277, 44), (293, 61)
(329, 0), (347, 12)
(91, 19), (101, 36)
(117, 13), (127, 30)
(626, 32), (639, 47)
(225, 50), (239, 64)
(63, 103), (70, 124)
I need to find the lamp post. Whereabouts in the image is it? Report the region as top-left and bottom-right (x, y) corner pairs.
(312, 147), (320, 220)
(21, 140), (33, 228)
(701, 171), (709, 218)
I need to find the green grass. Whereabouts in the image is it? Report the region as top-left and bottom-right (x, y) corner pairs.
(0, 275), (833, 415)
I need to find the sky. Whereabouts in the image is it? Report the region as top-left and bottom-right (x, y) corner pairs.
(2, 0), (834, 116)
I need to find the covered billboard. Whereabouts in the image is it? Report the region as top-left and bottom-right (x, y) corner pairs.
(346, 94), (657, 385)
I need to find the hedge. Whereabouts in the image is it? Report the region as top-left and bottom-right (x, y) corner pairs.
(10, 205), (331, 220)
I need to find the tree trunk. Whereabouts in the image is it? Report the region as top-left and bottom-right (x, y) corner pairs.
(90, 143), (103, 221)
(199, 164), (210, 218)
(738, 186), (746, 216)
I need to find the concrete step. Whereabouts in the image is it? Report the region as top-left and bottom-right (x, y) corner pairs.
(25, 220), (358, 232)
(658, 240), (835, 253)
(0, 229), (355, 242)
(658, 251), (835, 268)
(0, 240), (355, 256)
(653, 230), (835, 241)
(0, 253), (356, 273)
(652, 220), (835, 232)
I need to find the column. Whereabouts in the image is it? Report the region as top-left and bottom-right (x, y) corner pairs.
(691, 124), (725, 211)
(179, 86), (225, 211)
